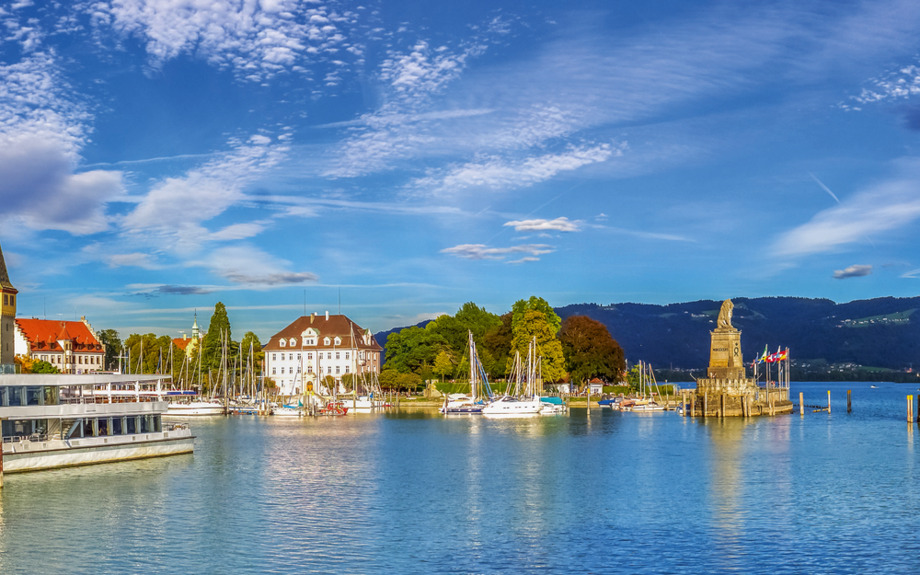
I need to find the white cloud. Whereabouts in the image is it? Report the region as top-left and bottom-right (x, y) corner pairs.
(105, 252), (160, 269)
(441, 243), (554, 262)
(772, 162), (920, 258)
(90, 0), (361, 81)
(833, 265), (872, 279)
(194, 245), (317, 287)
(412, 143), (618, 195)
(379, 40), (477, 100)
(851, 63), (920, 105)
(504, 217), (581, 233)
(123, 135), (289, 248)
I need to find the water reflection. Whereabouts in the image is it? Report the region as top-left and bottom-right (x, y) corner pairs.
(2, 389), (920, 574)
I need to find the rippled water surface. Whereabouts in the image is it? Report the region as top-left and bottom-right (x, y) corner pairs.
(3, 382), (920, 573)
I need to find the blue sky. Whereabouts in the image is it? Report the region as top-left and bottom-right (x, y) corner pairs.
(2, 0), (920, 341)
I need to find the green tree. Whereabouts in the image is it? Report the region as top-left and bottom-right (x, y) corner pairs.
(510, 304), (566, 383)
(96, 328), (122, 371)
(397, 371), (423, 392)
(378, 368), (400, 390)
(239, 331), (263, 377)
(384, 326), (446, 374)
(512, 296), (561, 334)
(433, 350), (455, 381)
(123, 333), (169, 374)
(559, 315), (625, 385)
(481, 312), (513, 379)
(200, 302), (235, 386)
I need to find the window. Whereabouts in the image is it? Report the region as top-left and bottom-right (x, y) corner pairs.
(336, 352), (340, 360)
(334, 337), (341, 345)
(335, 366), (340, 374)
(307, 352), (312, 360)
(272, 353), (276, 361)
(289, 338), (296, 346)
(272, 367), (276, 375)
(297, 353), (301, 360)
(345, 366), (350, 373)
(289, 353), (293, 361)
(307, 366), (313, 373)
(324, 337), (330, 345)
(345, 352), (350, 359)
(327, 352), (332, 360)
(280, 339), (286, 347)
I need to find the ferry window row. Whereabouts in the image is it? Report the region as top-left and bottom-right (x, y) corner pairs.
(0, 415), (162, 441)
(0, 386), (59, 407)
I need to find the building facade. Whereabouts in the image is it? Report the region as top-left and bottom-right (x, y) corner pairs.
(0, 242), (18, 368)
(263, 312), (382, 396)
(14, 317), (106, 374)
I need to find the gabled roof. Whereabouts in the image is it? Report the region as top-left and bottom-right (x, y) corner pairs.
(264, 313), (382, 352)
(16, 318), (104, 353)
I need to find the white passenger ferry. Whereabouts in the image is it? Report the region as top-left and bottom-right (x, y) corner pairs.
(0, 373), (194, 474)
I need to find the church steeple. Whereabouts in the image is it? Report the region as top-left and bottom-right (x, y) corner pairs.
(0, 241), (19, 367)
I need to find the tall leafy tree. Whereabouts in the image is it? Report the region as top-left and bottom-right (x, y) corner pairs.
(96, 328), (122, 371)
(384, 326), (446, 374)
(559, 315), (625, 385)
(481, 312), (513, 379)
(510, 305), (566, 383)
(124, 333), (170, 373)
(512, 296), (561, 334)
(200, 302), (234, 378)
(239, 331), (263, 376)
(433, 350), (455, 381)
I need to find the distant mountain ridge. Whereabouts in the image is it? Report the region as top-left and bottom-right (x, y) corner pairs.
(373, 297), (920, 374)
(555, 296), (920, 371)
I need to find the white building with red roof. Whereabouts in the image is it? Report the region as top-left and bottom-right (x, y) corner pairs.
(14, 317), (105, 374)
(263, 311), (382, 396)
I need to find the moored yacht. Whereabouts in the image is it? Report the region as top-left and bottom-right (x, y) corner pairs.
(0, 373), (194, 474)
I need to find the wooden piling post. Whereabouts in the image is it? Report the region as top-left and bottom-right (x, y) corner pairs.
(916, 394), (920, 424)
(827, 390), (831, 414)
(703, 392), (708, 419)
(720, 393), (724, 419)
(690, 394), (696, 418)
(847, 390), (852, 414)
(799, 392), (804, 416)
(909, 395), (914, 423)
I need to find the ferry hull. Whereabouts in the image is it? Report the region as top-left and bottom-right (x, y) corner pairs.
(2, 430), (194, 473)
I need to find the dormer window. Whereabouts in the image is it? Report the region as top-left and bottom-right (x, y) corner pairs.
(289, 338), (296, 347)
(323, 337), (330, 346)
(280, 339), (286, 348)
(334, 337), (341, 345)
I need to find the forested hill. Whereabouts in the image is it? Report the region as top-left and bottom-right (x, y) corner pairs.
(554, 297), (920, 372)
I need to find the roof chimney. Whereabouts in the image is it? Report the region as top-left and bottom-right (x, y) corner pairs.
(325, 310), (329, 320)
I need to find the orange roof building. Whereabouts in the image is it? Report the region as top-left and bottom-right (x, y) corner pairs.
(14, 317), (105, 374)
(263, 311), (382, 396)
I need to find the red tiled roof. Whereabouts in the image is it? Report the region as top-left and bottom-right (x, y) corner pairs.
(173, 338), (192, 351)
(264, 314), (382, 352)
(15, 318), (104, 353)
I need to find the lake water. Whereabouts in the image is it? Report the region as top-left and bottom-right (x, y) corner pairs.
(2, 381), (920, 574)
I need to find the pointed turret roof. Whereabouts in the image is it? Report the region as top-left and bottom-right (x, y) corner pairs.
(0, 241), (15, 291)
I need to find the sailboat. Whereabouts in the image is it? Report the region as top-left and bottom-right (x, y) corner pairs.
(482, 337), (543, 417)
(628, 361), (664, 412)
(440, 331), (493, 414)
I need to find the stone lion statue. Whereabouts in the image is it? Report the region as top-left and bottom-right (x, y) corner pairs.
(717, 299), (734, 329)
